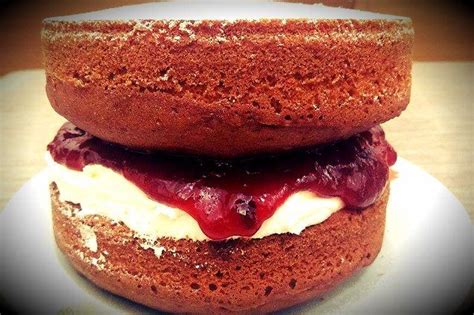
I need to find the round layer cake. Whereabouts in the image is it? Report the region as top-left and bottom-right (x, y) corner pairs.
(42, 2), (414, 157)
(51, 183), (388, 313)
(46, 122), (396, 313)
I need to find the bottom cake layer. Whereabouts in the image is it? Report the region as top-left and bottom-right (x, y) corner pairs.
(51, 183), (388, 313)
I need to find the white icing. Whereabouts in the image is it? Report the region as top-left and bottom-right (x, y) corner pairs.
(139, 240), (166, 258)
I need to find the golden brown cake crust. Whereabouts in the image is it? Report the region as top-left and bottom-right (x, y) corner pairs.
(43, 19), (413, 157)
(51, 183), (388, 313)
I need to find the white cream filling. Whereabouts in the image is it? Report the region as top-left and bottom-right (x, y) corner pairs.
(46, 154), (344, 241)
(78, 223), (97, 252)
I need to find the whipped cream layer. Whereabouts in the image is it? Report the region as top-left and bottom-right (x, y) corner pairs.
(47, 154), (344, 241)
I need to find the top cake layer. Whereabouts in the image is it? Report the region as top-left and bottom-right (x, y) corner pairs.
(45, 2), (406, 22)
(42, 3), (413, 157)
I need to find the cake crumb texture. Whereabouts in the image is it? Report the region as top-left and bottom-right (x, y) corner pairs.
(43, 19), (413, 156)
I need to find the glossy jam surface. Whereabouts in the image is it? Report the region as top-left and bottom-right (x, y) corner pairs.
(48, 123), (396, 240)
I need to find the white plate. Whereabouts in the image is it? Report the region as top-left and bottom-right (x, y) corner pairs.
(0, 158), (472, 314)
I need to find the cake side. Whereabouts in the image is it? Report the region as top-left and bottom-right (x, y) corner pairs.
(51, 183), (388, 313)
(43, 19), (413, 156)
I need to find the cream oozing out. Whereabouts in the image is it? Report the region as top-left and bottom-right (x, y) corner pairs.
(46, 153), (345, 242)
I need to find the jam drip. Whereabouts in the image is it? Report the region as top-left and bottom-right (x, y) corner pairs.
(48, 123), (396, 240)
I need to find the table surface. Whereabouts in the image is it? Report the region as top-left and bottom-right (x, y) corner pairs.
(0, 62), (473, 221)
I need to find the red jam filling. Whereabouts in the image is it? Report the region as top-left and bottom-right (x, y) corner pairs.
(48, 123), (396, 240)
